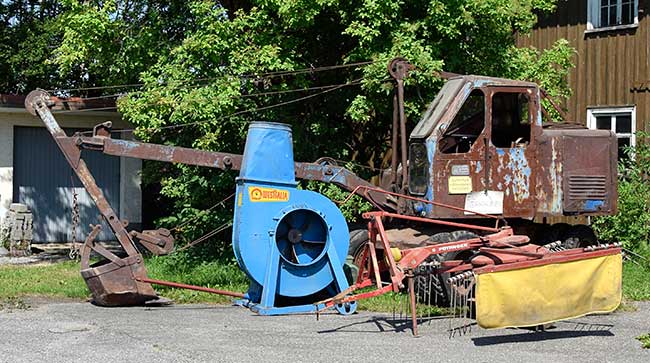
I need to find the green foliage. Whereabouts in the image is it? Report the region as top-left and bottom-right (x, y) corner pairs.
(638, 333), (650, 349)
(306, 181), (373, 223)
(505, 39), (575, 122)
(0, 1), (196, 94)
(51, 0), (196, 94)
(43, 0), (575, 261)
(593, 132), (650, 255)
(623, 262), (650, 301)
(0, 1), (68, 93)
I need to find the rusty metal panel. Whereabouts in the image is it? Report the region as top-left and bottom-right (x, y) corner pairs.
(535, 128), (617, 216)
(534, 132), (564, 215)
(424, 82), (542, 219)
(561, 132), (618, 214)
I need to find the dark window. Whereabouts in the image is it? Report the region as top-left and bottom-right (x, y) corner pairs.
(616, 115), (632, 133)
(490, 92), (531, 148)
(622, 0), (634, 24)
(439, 90), (485, 154)
(596, 0), (637, 28)
(408, 142), (428, 196)
(596, 116), (611, 130)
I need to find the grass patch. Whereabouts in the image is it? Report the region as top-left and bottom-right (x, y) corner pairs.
(622, 261), (650, 301)
(355, 289), (448, 316)
(0, 253), (648, 309)
(0, 257), (249, 304)
(145, 256), (247, 304)
(637, 333), (650, 349)
(0, 261), (88, 300)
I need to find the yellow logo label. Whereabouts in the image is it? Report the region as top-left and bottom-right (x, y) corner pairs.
(448, 176), (473, 194)
(248, 186), (289, 202)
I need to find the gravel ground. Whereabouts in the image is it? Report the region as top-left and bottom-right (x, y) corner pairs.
(0, 300), (648, 363)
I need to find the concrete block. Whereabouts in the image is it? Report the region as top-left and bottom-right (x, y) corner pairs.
(9, 203), (28, 213)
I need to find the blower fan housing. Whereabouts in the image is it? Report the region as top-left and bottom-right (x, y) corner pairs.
(232, 122), (355, 315)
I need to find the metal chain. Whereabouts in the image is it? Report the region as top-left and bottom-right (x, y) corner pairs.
(69, 178), (81, 260)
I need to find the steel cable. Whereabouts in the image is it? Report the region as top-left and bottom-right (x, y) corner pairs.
(171, 193), (235, 233)
(45, 59), (382, 94)
(174, 221), (233, 253)
(64, 78), (365, 136)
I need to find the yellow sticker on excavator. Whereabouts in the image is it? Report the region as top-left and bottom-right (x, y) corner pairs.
(475, 253), (622, 329)
(248, 186), (289, 202)
(448, 176), (472, 194)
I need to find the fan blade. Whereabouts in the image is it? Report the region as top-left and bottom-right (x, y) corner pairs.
(294, 241), (324, 264)
(290, 245), (299, 263)
(277, 238), (293, 261)
(301, 239), (326, 244)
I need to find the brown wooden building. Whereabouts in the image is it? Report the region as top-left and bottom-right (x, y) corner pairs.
(517, 0), (648, 161)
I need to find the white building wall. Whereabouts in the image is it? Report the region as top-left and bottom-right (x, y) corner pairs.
(0, 107), (142, 237)
(0, 121), (14, 219)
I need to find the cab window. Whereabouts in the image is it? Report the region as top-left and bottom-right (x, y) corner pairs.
(439, 90), (485, 154)
(491, 92), (530, 148)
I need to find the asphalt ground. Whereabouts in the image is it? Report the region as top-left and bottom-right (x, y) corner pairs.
(0, 300), (648, 362)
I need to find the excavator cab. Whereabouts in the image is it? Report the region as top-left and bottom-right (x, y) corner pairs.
(408, 76), (617, 220)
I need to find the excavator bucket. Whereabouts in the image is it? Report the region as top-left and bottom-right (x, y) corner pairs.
(81, 254), (158, 306)
(474, 249), (622, 329)
(78, 225), (158, 306)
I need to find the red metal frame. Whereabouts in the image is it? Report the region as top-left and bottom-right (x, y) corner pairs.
(473, 248), (621, 275)
(137, 277), (245, 298)
(317, 209), (622, 336)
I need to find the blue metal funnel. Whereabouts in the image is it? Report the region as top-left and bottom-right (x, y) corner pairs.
(232, 122), (355, 315)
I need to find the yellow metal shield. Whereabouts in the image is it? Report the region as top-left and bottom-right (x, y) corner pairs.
(475, 253), (622, 329)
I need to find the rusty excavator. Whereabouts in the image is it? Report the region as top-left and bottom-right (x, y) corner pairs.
(25, 58), (622, 334)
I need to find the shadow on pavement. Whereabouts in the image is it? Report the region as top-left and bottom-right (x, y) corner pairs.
(317, 315), (419, 334)
(317, 314), (458, 335)
(472, 328), (614, 346)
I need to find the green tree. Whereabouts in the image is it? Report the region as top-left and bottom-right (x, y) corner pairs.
(593, 132), (650, 256)
(0, 1), (64, 93)
(52, 0), (197, 95)
(0, 1), (198, 95)
(50, 0), (574, 260)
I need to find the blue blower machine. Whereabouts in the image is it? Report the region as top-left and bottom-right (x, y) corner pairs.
(232, 122), (357, 315)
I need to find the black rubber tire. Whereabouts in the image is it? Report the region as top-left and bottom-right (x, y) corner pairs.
(561, 225), (598, 249)
(535, 223), (571, 246)
(345, 229), (370, 284)
(347, 229), (369, 260)
(414, 230), (478, 306)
